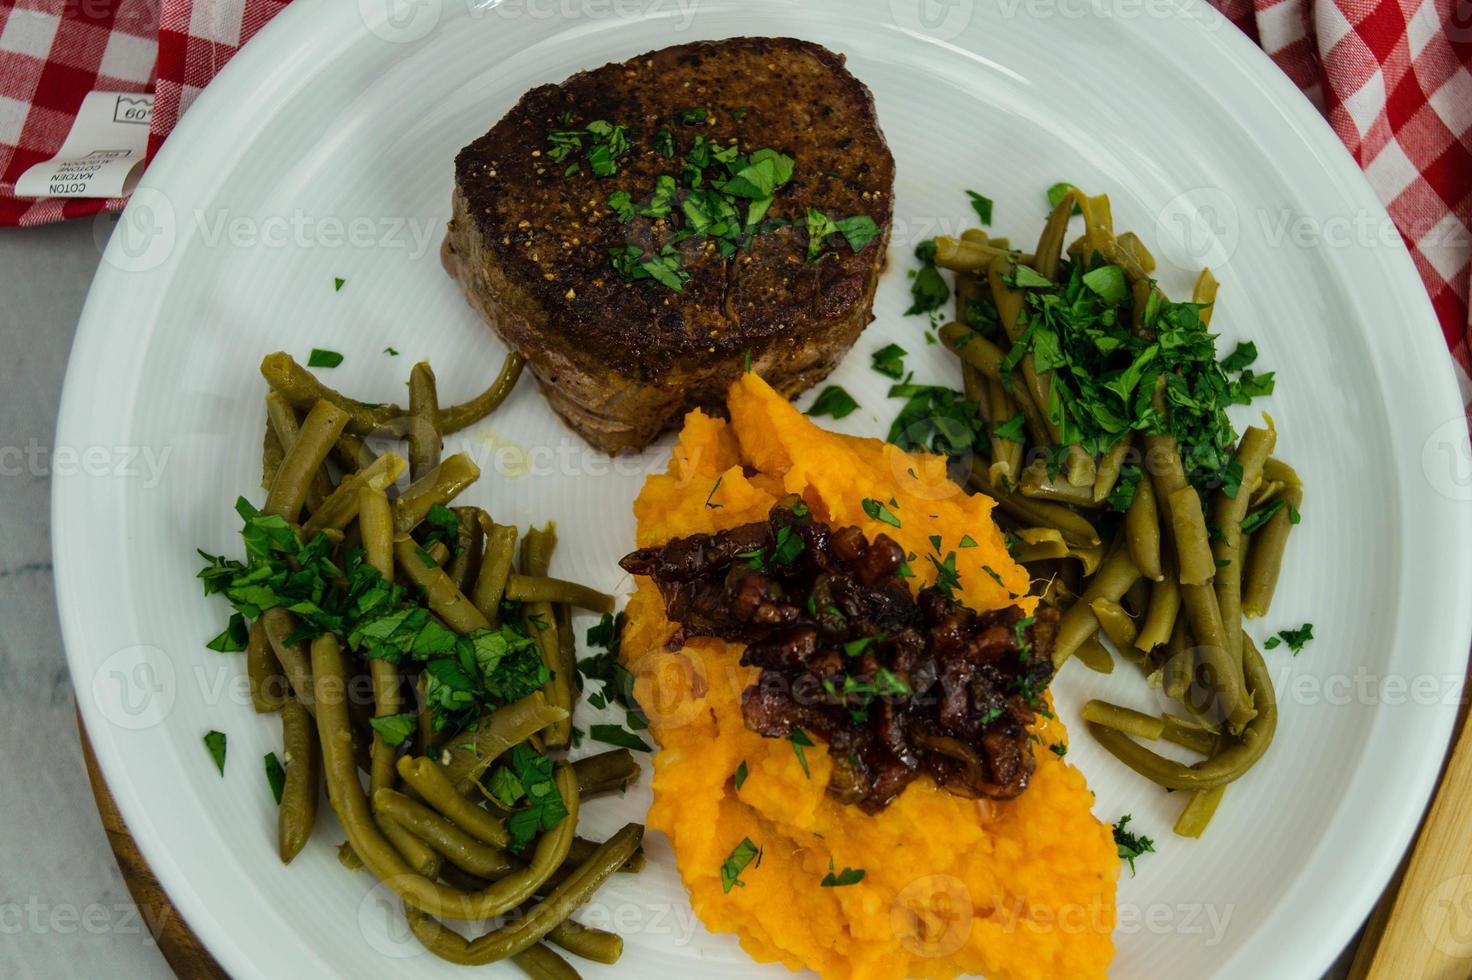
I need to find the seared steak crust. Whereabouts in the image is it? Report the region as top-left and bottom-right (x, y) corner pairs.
(444, 37), (895, 452)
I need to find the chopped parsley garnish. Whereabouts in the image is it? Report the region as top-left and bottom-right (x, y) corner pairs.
(906, 239), (950, 316)
(1014, 616), (1035, 661)
(734, 761), (749, 791)
(1289, 502), (1302, 525)
(966, 189), (993, 225)
(333, 277), (346, 291)
(607, 189), (635, 222)
(1240, 499), (1284, 534)
(653, 128), (675, 158)
(928, 551), (961, 597)
(1049, 741), (1067, 757)
(1264, 623), (1314, 654)
(1113, 815), (1155, 876)
(842, 636), (877, 657)
(720, 837), (761, 892)
(885, 383), (985, 457)
(772, 525), (805, 565)
(368, 712), (417, 747)
(589, 723), (652, 752)
(1108, 465), (1143, 512)
(198, 498), (549, 736)
(993, 415), (1027, 442)
(263, 752), (286, 804)
(307, 348), (343, 369)
(789, 728), (815, 778)
(676, 106), (710, 125)
(205, 612), (248, 652)
(383, 346), (399, 356)
(980, 564), (1005, 587)
(821, 860), (866, 887)
(871, 343), (908, 380)
(861, 497), (901, 528)
(805, 209), (882, 259)
(494, 744), (570, 852)
(545, 119), (630, 177)
(705, 476), (724, 509)
(1046, 182), (1082, 215)
(610, 243), (688, 291)
(959, 534), (978, 548)
(806, 385), (859, 420)
(579, 612), (650, 734)
(203, 730), (227, 775)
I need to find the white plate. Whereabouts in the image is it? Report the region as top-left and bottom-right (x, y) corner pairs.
(56, 0), (1472, 977)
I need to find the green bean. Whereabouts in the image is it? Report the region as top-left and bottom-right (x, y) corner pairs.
(961, 360), (987, 406)
(1081, 699), (1164, 740)
(1124, 473), (1164, 582)
(473, 519), (521, 625)
(310, 633), (579, 921)
(408, 361), (443, 481)
(424, 541), (451, 567)
(446, 507), (486, 596)
(1173, 784), (1226, 838)
(548, 918), (623, 965)
(261, 418), (284, 491)
(1072, 635), (1114, 674)
(521, 524), (557, 578)
(440, 352), (526, 435)
(1090, 598), (1137, 651)
(1052, 545), (1141, 667)
(1180, 582), (1253, 731)
(300, 452), (405, 538)
(262, 608), (315, 712)
(363, 485), (402, 799)
(1159, 612), (1193, 700)
(397, 755), (510, 849)
(265, 400), (349, 521)
(380, 810), (443, 879)
(416, 674), (435, 757)
(394, 454), (481, 534)
(1161, 714), (1219, 755)
(265, 390), (333, 511)
(333, 430), (373, 472)
(1019, 465), (1104, 507)
(1192, 267), (1219, 324)
(572, 750), (641, 797)
(395, 539), (489, 634)
(1242, 483), (1301, 619)
(511, 943), (580, 980)
(505, 575), (614, 613)
(403, 824), (643, 964)
(1168, 485), (1216, 586)
(938, 325), (1046, 448)
(1120, 231), (1157, 275)
(1092, 439), (1131, 504)
(1032, 188), (1076, 281)
(1123, 577), (1152, 619)
(441, 693), (569, 793)
(985, 373), (1024, 485)
(1262, 457), (1302, 489)
(1134, 575), (1181, 652)
(1067, 543), (1105, 576)
(968, 460), (1100, 547)
(278, 698), (320, 864)
(374, 789), (519, 879)
(527, 601), (569, 749)
(954, 269), (984, 322)
(540, 838), (645, 891)
(261, 351), (403, 434)
(1212, 427), (1276, 658)
(1011, 527), (1069, 563)
(1089, 636), (1276, 790)
(988, 258), (1059, 446)
(247, 620), (286, 713)
(338, 841), (365, 872)
(933, 235), (1012, 272)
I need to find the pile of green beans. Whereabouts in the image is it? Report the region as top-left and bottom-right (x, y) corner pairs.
(935, 193), (1304, 839)
(242, 354), (641, 975)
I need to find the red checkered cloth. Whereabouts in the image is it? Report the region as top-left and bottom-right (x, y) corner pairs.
(1, 0), (1469, 375)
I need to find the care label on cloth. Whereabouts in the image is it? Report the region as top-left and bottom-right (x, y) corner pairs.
(14, 92), (153, 200)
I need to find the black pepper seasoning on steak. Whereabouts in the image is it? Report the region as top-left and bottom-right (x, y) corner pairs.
(443, 37), (895, 454)
(620, 498), (1058, 812)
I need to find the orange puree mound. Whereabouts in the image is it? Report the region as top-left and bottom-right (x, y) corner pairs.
(622, 373), (1118, 980)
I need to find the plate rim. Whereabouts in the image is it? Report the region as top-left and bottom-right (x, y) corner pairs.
(54, 0), (1472, 977)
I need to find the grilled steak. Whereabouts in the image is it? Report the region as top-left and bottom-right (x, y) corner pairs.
(443, 37), (895, 453)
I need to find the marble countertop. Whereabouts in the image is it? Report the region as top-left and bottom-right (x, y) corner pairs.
(0, 217), (1369, 979)
(0, 217), (168, 979)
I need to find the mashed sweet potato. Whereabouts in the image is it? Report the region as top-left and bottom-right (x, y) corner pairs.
(621, 374), (1117, 980)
